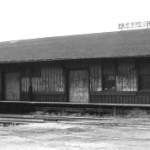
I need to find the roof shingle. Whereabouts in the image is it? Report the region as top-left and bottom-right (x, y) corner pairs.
(0, 29), (150, 63)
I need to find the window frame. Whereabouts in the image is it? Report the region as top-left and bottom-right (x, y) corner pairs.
(102, 60), (137, 92)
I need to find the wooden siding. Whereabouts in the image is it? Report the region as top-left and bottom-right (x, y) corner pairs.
(89, 59), (142, 104)
(19, 59), (150, 104)
(103, 61), (116, 75)
(90, 62), (102, 92)
(21, 64), (65, 93)
(21, 93), (66, 102)
(90, 92), (150, 104)
(0, 58), (150, 105)
(116, 60), (137, 91)
(139, 60), (150, 74)
(21, 77), (30, 92)
(21, 64), (65, 102)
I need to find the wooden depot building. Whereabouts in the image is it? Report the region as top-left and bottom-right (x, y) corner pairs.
(1, 29), (150, 112)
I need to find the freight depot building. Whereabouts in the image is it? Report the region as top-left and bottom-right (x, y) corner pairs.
(0, 29), (150, 112)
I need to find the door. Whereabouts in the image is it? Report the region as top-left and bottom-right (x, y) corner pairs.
(69, 70), (89, 103)
(5, 72), (20, 101)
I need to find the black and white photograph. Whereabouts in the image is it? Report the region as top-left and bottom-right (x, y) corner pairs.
(0, 0), (150, 149)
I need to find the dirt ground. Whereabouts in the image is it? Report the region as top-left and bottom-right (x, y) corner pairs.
(0, 118), (150, 150)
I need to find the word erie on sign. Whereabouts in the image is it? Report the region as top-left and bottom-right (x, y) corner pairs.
(118, 21), (150, 30)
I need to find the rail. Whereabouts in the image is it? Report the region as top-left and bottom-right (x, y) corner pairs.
(0, 114), (112, 124)
(0, 101), (150, 107)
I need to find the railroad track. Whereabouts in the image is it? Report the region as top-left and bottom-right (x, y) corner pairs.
(0, 114), (112, 124)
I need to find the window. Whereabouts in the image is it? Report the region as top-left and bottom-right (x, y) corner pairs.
(90, 60), (137, 92)
(103, 75), (116, 91)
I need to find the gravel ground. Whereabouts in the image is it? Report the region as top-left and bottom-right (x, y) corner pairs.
(0, 118), (150, 150)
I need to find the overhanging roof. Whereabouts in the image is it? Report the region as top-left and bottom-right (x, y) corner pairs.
(0, 29), (150, 63)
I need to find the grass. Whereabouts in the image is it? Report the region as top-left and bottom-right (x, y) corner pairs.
(29, 108), (150, 119)
(126, 108), (149, 118)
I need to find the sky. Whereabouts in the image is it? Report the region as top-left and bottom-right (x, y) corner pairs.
(0, 0), (150, 42)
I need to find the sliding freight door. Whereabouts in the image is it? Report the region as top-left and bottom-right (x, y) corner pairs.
(5, 72), (20, 101)
(69, 70), (89, 103)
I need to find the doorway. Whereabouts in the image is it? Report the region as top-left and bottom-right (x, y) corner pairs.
(68, 70), (89, 103)
(5, 72), (20, 101)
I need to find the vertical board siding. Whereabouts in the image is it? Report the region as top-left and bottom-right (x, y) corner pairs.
(116, 75), (137, 91)
(21, 64), (66, 102)
(116, 60), (137, 91)
(90, 95), (138, 104)
(21, 93), (66, 102)
(19, 59), (150, 104)
(21, 65), (65, 93)
(103, 61), (116, 75)
(139, 60), (150, 74)
(90, 63), (102, 92)
(33, 94), (66, 102)
(90, 93), (150, 104)
(21, 77), (30, 92)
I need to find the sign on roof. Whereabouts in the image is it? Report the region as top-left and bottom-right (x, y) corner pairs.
(118, 21), (150, 30)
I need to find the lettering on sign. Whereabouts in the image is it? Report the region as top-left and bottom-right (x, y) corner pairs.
(118, 21), (150, 30)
